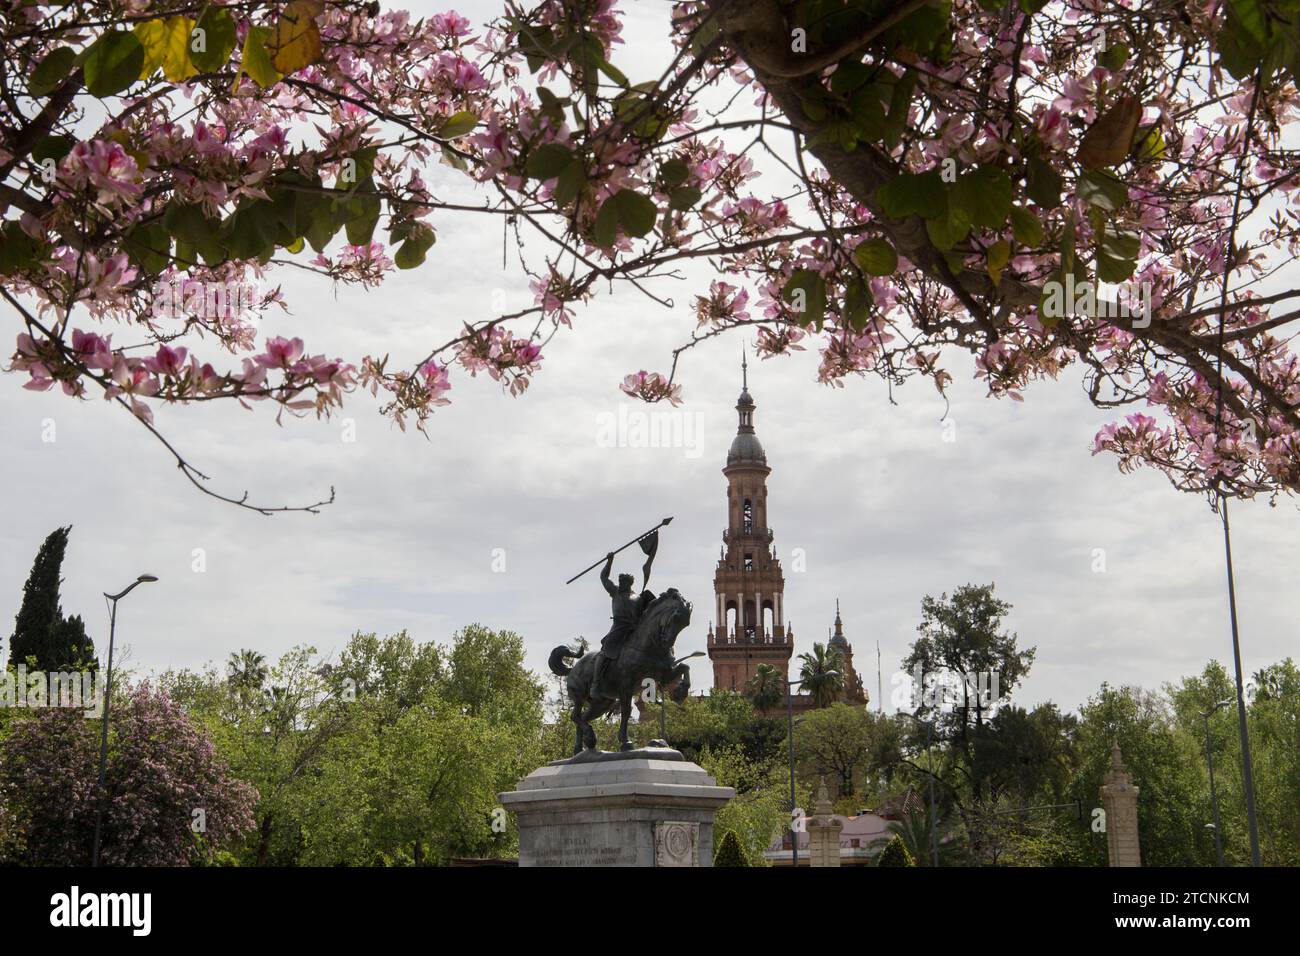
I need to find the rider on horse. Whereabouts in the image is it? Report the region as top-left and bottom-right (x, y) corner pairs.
(590, 551), (654, 699)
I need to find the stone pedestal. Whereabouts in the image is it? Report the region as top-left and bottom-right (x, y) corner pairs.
(1101, 741), (1142, 867)
(499, 746), (734, 867)
(807, 780), (843, 867)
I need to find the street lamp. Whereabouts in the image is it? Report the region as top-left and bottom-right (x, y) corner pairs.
(658, 651), (706, 740)
(1200, 697), (1235, 868)
(897, 711), (940, 867)
(91, 574), (157, 867)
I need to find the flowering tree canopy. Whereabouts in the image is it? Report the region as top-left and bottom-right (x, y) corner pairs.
(0, 682), (257, 865)
(3, 0), (1300, 508)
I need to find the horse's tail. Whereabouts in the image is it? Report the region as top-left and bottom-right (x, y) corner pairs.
(548, 644), (578, 676)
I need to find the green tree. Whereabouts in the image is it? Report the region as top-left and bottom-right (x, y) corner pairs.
(746, 663), (784, 712)
(798, 643), (845, 708)
(903, 583), (1035, 802)
(713, 829), (749, 867)
(438, 624), (544, 726)
(887, 807), (939, 866)
(698, 745), (795, 867)
(7, 527), (94, 670)
(226, 649), (268, 703)
(877, 834), (915, 867)
(977, 703), (1078, 806)
(1068, 683), (1208, 867)
(795, 702), (881, 798)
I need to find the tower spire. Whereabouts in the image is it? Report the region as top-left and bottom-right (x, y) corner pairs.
(742, 346), (748, 390)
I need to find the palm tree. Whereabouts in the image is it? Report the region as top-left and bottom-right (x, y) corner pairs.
(798, 642), (844, 708)
(226, 649), (268, 700)
(887, 806), (937, 866)
(746, 663), (784, 711)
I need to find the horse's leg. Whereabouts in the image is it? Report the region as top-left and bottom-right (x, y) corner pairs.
(618, 694), (634, 751)
(580, 697), (615, 750)
(570, 698), (585, 755)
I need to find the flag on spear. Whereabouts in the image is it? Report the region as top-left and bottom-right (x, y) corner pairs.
(639, 529), (659, 589)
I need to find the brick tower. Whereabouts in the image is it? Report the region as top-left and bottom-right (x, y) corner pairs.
(708, 356), (795, 692)
(829, 598), (867, 704)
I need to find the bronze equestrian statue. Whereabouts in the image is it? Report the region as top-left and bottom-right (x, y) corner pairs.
(549, 552), (693, 755)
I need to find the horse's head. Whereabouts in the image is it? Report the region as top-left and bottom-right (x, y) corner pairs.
(636, 587), (692, 651)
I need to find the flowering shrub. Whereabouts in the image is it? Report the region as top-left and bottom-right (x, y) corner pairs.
(0, 683), (257, 866)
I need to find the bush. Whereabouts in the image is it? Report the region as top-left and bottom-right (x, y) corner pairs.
(714, 829), (749, 867)
(877, 835), (915, 867)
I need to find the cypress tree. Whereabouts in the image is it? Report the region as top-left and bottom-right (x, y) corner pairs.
(8, 527), (95, 670)
(713, 829), (749, 867)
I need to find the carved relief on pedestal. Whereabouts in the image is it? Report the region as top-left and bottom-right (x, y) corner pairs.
(654, 821), (700, 867)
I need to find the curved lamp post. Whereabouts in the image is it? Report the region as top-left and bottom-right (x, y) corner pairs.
(91, 574), (157, 867)
(658, 651), (706, 740)
(1200, 697), (1235, 868)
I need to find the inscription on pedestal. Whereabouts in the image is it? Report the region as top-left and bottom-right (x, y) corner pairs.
(530, 832), (639, 867)
(654, 821), (699, 867)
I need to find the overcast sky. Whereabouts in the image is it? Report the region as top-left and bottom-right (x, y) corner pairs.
(2, 1), (1295, 714)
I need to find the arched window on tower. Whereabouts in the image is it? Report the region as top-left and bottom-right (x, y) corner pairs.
(742, 499), (753, 533)
(744, 553), (754, 572)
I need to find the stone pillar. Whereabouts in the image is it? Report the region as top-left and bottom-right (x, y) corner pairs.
(500, 747), (734, 867)
(1100, 741), (1141, 867)
(806, 780), (843, 868)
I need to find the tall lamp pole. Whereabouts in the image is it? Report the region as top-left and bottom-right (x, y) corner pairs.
(898, 711), (940, 867)
(1200, 698), (1235, 868)
(91, 574), (157, 867)
(786, 678), (802, 868)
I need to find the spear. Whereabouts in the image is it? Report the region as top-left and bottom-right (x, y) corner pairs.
(565, 516), (673, 585)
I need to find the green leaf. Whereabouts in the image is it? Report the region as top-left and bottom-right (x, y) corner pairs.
(0, 222), (46, 273)
(883, 70), (917, 149)
(843, 278), (873, 331)
(660, 159), (689, 187)
(1009, 206), (1045, 247)
(783, 269), (827, 329)
(986, 239), (1010, 285)
(285, 237), (305, 254)
(304, 199), (340, 252)
(536, 86), (565, 124)
(951, 166), (1012, 229)
(876, 170), (946, 219)
(123, 221), (171, 275)
(440, 111), (478, 139)
(395, 230), (435, 269)
(1077, 170), (1128, 211)
(190, 7), (238, 73)
(83, 31), (145, 97)
(668, 185), (701, 211)
(1096, 226), (1140, 282)
(240, 24), (281, 88)
(614, 189), (657, 238)
(925, 202), (971, 250)
(30, 47), (76, 97)
(134, 17), (198, 82)
(553, 160), (585, 205)
(343, 189), (381, 246)
(854, 238), (898, 276)
(1025, 156), (1062, 209)
(32, 135), (75, 165)
(1134, 124), (1166, 161)
(525, 143), (575, 179)
(164, 202), (226, 265)
(1099, 40), (1129, 73)
(1218, 0), (1270, 80)
(593, 194), (619, 247)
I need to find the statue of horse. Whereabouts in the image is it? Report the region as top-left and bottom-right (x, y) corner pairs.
(549, 588), (693, 755)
